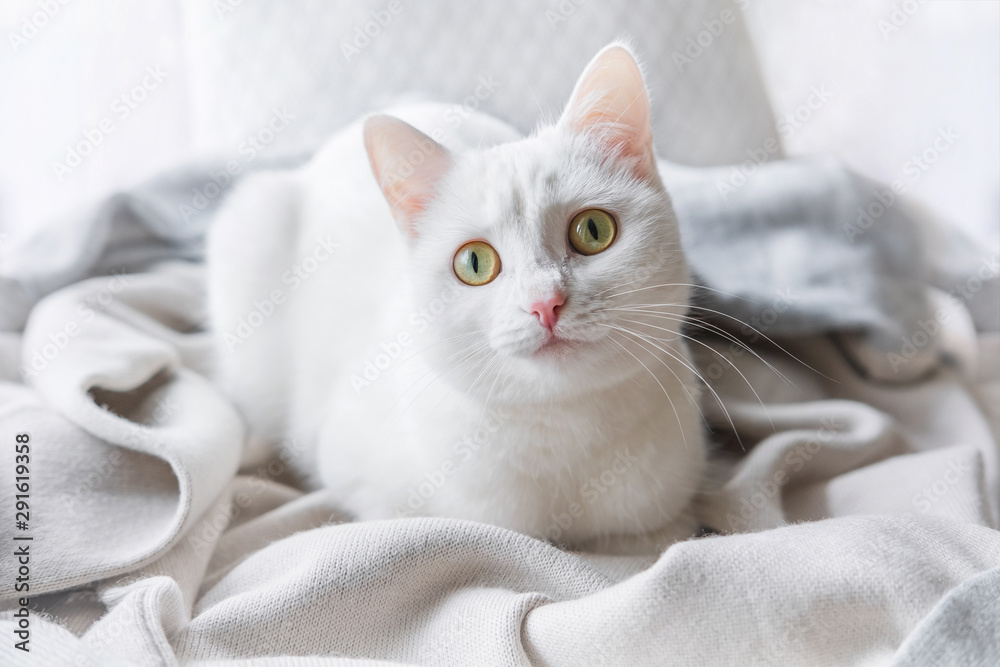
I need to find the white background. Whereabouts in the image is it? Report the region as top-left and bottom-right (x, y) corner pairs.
(0, 0), (996, 251)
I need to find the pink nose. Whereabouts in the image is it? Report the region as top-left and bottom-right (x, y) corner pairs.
(529, 293), (565, 331)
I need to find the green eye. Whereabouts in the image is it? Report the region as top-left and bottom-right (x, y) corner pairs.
(453, 241), (501, 286)
(569, 209), (617, 255)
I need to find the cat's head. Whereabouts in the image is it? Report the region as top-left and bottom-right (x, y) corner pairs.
(364, 43), (691, 399)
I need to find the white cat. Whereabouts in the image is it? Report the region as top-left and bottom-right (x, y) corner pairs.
(207, 43), (706, 549)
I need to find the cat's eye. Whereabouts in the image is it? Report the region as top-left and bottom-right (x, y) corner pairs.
(453, 241), (501, 286)
(568, 209), (617, 255)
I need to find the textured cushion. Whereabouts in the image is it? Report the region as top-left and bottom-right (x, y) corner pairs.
(178, 0), (779, 166)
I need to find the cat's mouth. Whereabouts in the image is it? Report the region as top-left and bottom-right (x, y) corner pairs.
(534, 334), (575, 356)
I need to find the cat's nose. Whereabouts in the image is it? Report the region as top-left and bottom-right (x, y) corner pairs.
(529, 293), (566, 331)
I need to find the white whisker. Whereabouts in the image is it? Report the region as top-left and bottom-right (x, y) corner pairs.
(621, 316), (774, 432)
(601, 322), (744, 450)
(605, 333), (689, 451)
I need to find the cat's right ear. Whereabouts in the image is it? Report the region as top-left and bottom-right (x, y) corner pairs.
(364, 115), (452, 239)
(559, 43), (656, 180)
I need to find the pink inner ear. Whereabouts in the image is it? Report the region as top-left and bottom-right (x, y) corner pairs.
(562, 45), (656, 179)
(380, 174), (433, 236)
(364, 115), (452, 238)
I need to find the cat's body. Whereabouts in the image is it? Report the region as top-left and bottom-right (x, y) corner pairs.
(208, 45), (706, 547)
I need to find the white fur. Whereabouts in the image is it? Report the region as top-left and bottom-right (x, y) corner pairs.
(207, 44), (705, 547)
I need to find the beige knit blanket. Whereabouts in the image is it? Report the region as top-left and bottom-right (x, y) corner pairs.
(1, 260), (998, 665)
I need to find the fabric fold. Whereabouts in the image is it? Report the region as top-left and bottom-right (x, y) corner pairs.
(0, 262), (243, 598)
(0, 153), (997, 664)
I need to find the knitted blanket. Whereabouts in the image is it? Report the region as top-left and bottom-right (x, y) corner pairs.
(0, 155), (998, 665)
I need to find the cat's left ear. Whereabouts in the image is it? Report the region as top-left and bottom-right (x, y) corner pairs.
(559, 43), (656, 180)
(364, 115), (453, 238)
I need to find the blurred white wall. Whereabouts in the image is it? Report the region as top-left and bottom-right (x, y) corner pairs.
(0, 0), (192, 246)
(0, 0), (996, 252)
(745, 0), (999, 248)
